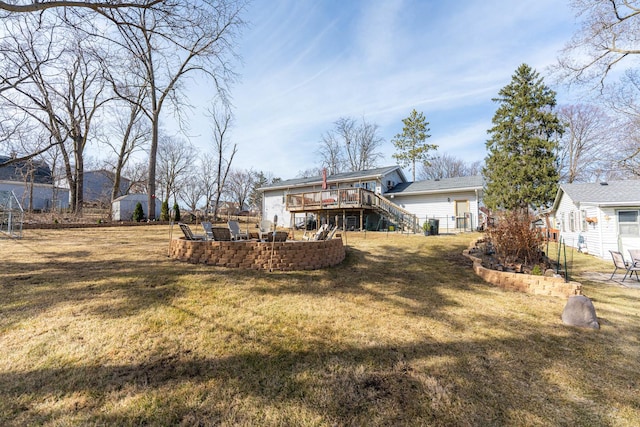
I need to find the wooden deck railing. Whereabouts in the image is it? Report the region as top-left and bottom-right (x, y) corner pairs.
(286, 188), (421, 233)
(286, 188), (372, 211)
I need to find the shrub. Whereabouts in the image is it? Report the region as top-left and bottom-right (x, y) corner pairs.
(486, 209), (543, 266)
(173, 202), (181, 222)
(133, 202), (145, 222)
(160, 200), (170, 221)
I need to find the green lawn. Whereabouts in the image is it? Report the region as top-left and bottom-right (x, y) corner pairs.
(1, 226), (638, 426)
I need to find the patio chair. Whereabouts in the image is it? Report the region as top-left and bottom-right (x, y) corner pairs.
(302, 223), (329, 241)
(211, 226), (231, 241)
(258, 219), (273, 241)
(325, 225), (339, 240)
(201, 221), (214, 240)
(263, 230), (288, 242)
(179, 223), (206, 241)
(228, 220), (248, 240)
(628, 249), (640, 265)
(609, 250), (640, 282)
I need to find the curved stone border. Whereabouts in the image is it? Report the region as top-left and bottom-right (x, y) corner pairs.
(463, 244), (582, 298)
(169, 238), (345, 271)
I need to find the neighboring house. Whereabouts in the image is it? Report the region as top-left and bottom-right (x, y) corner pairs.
(0, 155), (69, 210)
(260, 165), (484, 233)
(112, 194), (161, 221)
(217, 201), (248, 216)
(550, 180), (640, 260)
(83, 170), (130, 206)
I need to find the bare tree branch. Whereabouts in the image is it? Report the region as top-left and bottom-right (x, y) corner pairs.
(0, 0), (164, 13)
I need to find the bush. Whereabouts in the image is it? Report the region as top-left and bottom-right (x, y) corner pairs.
(133, 202), (145, 222)
(173, 202), (180, 222)
(486, 209), (543, 267)
(160, 200), (170, 221)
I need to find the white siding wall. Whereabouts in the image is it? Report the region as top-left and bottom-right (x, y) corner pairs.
(381, 170), (404, 194)
(112, 195), (161, 221)
(556, 191), (631, 260)
(392, 190), (480, 230)
(612, 208), (640, 259)
(262, 190), (288, 227)
(555, 193), (581, 251)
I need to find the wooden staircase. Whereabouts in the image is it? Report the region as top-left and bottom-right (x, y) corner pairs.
(370, 192), (421, 234)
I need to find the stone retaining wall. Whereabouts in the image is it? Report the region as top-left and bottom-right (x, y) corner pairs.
(169, 238), (345, 271)
(463, 249), (582, 298)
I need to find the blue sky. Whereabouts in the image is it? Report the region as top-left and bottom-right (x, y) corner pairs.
(186, 0), (578, 180)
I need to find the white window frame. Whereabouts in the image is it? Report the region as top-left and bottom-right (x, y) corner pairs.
(569, 211), (576, 232)
(618, 210), (640, 236)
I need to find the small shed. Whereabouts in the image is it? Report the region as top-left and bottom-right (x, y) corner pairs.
(112, 194), (161, 221)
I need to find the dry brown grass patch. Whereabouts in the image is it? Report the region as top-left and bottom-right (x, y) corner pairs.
(1, 227), (639, 426)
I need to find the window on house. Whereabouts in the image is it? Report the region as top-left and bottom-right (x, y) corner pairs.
(618, 210), (640, 236)
(569, 211), (576, 232)
(559, 212), (565, 232)
(581, 210), (588, 232)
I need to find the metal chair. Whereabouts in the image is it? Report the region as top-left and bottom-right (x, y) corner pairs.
(609, 250), (640, 281)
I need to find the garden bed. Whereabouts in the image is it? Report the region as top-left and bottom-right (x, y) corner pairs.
(464, 239), (582, 298)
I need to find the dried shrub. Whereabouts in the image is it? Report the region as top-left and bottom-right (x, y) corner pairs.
(487, 210), (544, 267)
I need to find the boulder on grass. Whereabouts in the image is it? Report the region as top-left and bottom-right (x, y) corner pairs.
(561, 295), (599, 329)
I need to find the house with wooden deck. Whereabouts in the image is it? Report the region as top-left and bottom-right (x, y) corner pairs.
(260, 166), (484, 233)
(550, 180), (640, 260)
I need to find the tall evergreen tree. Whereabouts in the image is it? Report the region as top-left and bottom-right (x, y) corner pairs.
(483, 64), (563, 211)
(392, 109), (437, 182)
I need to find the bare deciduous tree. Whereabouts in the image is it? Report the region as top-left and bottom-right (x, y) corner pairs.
(419, 153), (481, 180)
(101, 0), (246, 219)
(209, 105), (237, 220)
(179, 172), (205, 216)
(558, 0), (640, 87)
(156, 135), (196, 206)
(599, 70), (640, 177)
(556, 104), (612, 182)
(199, 153), (217, 216)
(105, 105), (149, 209)
(226, 168), (254, 212)
(0, 1), (164, 14)
(318, 116), (384, 174)
(0, 17), (110, 214)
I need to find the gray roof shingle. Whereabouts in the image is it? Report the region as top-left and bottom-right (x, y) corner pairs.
(558, 180), (640, 206)
(0, 156), (52, 184)
(387, 175), (484, 195)
(260, 165), (405, 190)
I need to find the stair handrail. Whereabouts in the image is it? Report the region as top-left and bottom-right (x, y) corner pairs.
(370, 192), (421, 233)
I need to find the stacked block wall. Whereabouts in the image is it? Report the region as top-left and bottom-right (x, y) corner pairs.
(463, 250), (582, 298)
(169, 238), (345, 271)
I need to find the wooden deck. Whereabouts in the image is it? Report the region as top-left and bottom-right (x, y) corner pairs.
(286, 188), (376, 212)
(286, 188), (421, 233)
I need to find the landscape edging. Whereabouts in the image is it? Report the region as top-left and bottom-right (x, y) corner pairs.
(463, 246), (583, 298)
